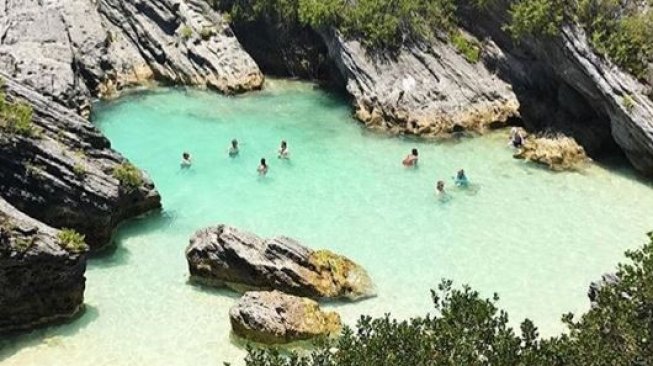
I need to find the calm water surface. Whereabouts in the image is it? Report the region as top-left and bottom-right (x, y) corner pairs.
(2, 80), (653, 365)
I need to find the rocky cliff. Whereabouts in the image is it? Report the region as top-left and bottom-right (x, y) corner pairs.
(457, 1), (653, 176)
(0, 73), (161, 250)
(319, 30), (520, 137)
(0, 0), (263, 115)
(0, 197), (86, 333)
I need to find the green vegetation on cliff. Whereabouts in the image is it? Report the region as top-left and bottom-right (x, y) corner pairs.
(220, 0), (457, 49)
(478, 0), (653, 80)
(0, 85), (37, 138)
(57, 229), (88, 253)
(112, 162), (143, 191)
(220, 0), (652, 79)
(238, 232), (653, 365)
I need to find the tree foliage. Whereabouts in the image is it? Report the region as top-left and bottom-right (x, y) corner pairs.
(237, 233), (653, 366)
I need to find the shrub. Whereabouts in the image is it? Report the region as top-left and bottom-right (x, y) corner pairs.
(73, 163), (86, 178)
(112, 162), (143, 191)
(0, 92), (37, 137)
(505, 0), (566, 40)
(200, 27), (215, 40)
(180, 26), (193, 40)
(221, 0), (457, 50)
(57, 229), (88, 253)
(450, 31), (481, 63)
(622, 94), (636, 111)
(237, 233), (653, 366)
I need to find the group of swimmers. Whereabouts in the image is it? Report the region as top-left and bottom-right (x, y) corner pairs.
(402, 148), (469, 197)
(180, 139), (289, 176)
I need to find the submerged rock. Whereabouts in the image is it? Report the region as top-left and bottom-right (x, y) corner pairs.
(0, 198), (86, 333)
(0, 73), (161, 250)
(319, 30), (520, 137)
(514, 133), (589, 171)
(229, 290), (341, 344)
(185, 225), (375, 300)
(0, 0), (263, 113)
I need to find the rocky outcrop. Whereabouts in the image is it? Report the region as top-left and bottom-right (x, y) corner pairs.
(0, 73), (161, 250)
(319, 30), (520, 137)
(514, 133), (589, 171)
(588, 273), (620, 307)
(457, 1), (653, 176)
(185, 225), (375, 300)
(0, 197), (86, 333)
(0, 0), (263, 115)
(229, 290), (341, 344)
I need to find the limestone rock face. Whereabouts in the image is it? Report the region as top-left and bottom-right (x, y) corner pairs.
(0, 0), (263, 114)
(514, 133), (589, 171)
(0, 197), (86, 333)
(0, 73), (161, 250)
(458, 1), (653, 177)
(319, 30), (520, 137)
(229, 290), (341, 344)
(185, 225), (375, 300)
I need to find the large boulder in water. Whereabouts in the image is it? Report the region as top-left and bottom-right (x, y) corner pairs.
(185, 225), (375, 300)
(229, 290), (341, 344)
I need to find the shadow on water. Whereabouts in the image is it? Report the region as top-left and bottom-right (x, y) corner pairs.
(0, 305), (100, 362)
(89, 210), (176, 269)
(185, 280), (243, 300)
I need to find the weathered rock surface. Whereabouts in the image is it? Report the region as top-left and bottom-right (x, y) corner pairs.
(0, 72), (161, 250)
(514, 133), (589, 171)
(186, 225), (375, 300)
(0, 0), (263, 114)
(320, 30), (520, 137)
(229, 290), (341, 344)
(0, 197), (86, 333)
(458, 1), (653, 176)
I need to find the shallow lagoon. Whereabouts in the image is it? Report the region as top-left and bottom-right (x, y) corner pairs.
(2, 80), (653, 365)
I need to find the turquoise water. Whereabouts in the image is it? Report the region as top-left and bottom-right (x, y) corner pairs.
(2, 80), (653, 365)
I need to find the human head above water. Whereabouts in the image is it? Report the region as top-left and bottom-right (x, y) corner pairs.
(231, 139), (238, 147)
(183, 152), (190, 159)
(260, 158), (266, 166)
(281, 140), (287, 149)
(412, 148), (418, 156)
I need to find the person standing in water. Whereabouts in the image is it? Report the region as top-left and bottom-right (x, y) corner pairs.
(257, 158), (268, 176)
(228, 139), (239, 157)
(436, 180), (446, 195)
(181, 152), (192, 168)
(455, 169), (469, 188)
(278, 140), (289, 159)
(509, 127), (524, 148)
(403, 148), (419, 167)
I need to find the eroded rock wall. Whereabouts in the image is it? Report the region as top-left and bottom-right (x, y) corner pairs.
(320, 30), (520, 137)
(0, 0), (263, 115)
(458, 1), (653, 175)
(0, 197), (86, 333)
(0, 73), (161, 250)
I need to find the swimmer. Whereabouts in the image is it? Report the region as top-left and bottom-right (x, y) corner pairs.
(402, 148), (419, 167)
(257, 158), (268, 176)
(278, 140), (289, 159)
(454, 169), (469, 188)
(228, 139), (239, 157)
(181, 152), (192, 168)
(436, 180), (446, 195)
(509, 127), (524, 148)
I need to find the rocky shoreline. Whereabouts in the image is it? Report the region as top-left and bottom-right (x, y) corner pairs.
(1, 0), (652, 336)
(0, 197), (86, 333)
(186, 224), (372, 344)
